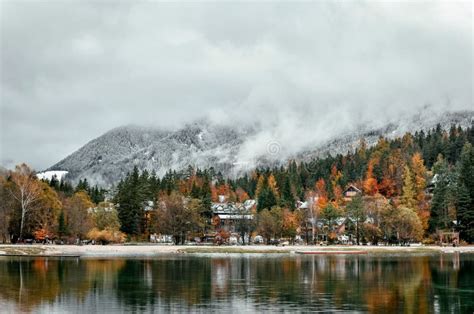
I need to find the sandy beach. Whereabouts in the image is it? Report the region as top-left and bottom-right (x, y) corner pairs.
(0, 244), (473, 257)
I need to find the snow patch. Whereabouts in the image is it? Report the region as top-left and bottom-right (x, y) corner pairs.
(36, 170), (69, 182)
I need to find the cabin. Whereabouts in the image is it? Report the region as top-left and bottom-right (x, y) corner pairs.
(343, 185), (362, 201)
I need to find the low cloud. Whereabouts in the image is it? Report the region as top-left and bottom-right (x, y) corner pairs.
(1, 1), (472, 170)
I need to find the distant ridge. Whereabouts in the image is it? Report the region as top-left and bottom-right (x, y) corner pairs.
(49, 109), (473, 187)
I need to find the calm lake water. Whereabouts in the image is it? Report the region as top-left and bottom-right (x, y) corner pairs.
(0, 253), (473, 313)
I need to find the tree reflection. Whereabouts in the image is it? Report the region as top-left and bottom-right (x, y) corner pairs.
(0, 257), (125, 312)
(0, 254), (472, 313)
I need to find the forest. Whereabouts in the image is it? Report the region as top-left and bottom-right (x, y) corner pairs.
(0, 123), (473, 245)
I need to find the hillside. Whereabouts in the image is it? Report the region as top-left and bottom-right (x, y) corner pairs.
(49, 109), (473, 187)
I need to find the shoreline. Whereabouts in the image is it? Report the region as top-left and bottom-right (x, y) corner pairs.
(0, 244), (473, 257)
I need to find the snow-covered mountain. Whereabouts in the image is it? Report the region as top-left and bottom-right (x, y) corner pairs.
(48, 109), (473, 187)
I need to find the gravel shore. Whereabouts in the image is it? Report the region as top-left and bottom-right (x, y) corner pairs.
(0, 244), (473, 257)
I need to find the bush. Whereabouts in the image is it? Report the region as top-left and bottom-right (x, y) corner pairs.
(87, 228), (126, 244)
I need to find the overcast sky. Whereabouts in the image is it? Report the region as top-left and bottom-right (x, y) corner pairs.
(1, 1), (472, 170)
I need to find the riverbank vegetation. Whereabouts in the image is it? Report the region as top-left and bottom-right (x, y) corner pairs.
(0, 123), (473, 245)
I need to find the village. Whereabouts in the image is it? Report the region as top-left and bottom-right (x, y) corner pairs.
(148, 184), (458, 247)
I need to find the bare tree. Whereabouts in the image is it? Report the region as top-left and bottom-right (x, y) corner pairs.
(8, 164), (41, 240)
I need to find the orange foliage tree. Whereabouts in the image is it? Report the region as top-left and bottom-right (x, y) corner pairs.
(315, 178), (328, 209)
(363, 159), (379, 196)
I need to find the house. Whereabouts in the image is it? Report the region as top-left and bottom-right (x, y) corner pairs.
(343, 185), (362, 201)
(211, 199), (255, 232)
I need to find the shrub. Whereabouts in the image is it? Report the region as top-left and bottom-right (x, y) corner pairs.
(87, 228), (126, 244)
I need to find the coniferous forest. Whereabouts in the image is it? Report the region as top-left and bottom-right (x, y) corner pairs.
(1, 123), (473, 245)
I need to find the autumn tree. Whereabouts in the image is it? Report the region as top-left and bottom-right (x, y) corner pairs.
(315, 178), (328, 209)
(150, 192), (204, 245)
(362, 223), (382, 245)
(394, 207), (423, 243)
(282, 208), (298, 241)
(235, 187), (250, 202)
(410, 153), (429, 231)
(363, 159), (379, 196)
(30, 182), (62, 239)
(257, 209), (275, 244)
(257, 207), (284, 243)
(88, 202), (124, 244)
(401, 165), (417, 209)
(8, 164), (41, 240)
(382, 206), (423, 244)
(64, 191), (94, 241)
(329, 164), (343, 201)
(90, 202), (121, 231)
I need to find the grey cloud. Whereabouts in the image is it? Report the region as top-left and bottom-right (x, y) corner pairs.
(0, 1), (472, 170)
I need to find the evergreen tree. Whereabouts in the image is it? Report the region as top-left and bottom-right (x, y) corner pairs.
(115, 166), (146, 235)
(257, 187), (277, 212)
(200, 176), (213, 220)
(456, 143), (474, 242)
(456, 183), (473, 242)
(75, 178), (90, 192)
(49, 175), (59, 190)
(279, 176), (295, 209)
(57, 210), (67, 238)
(190, 181), (200, 199)
(346, 195), (365, 245)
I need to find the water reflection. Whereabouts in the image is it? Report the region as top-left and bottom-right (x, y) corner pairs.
(0, 254), (472, 313)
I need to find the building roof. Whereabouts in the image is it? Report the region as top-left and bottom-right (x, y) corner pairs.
(344, 185), (362, 194)
(212, 200), (255, 214)
(217, 214), (253, 220)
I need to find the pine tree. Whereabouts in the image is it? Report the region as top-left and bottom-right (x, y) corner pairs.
(429, 174), (449, 231)
(115, 166), (146, 235)
(346, 195), (365, 245)
(279, 176), (295, 209)
(190, 181), (200, 199)
(458, 143), (474, 205)
(456, 143), (474, 242)
(456, 183), (473, 242)
(57, 210), (67, 238)
(200, 176), (213, 219)
(49, 175), (59, 190)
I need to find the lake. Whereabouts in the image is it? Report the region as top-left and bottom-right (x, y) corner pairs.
(0, 253), (473, 313)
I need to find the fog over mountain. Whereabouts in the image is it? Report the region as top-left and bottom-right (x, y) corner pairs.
(1, 2), (472, 171)
(49, 108), (473, 187)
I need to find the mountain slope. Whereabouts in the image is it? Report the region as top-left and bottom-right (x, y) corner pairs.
(49, 109), (473, 187)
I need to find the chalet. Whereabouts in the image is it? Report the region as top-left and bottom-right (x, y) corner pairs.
(211, 199), (255, 232)
(343, 185), (362, 201)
